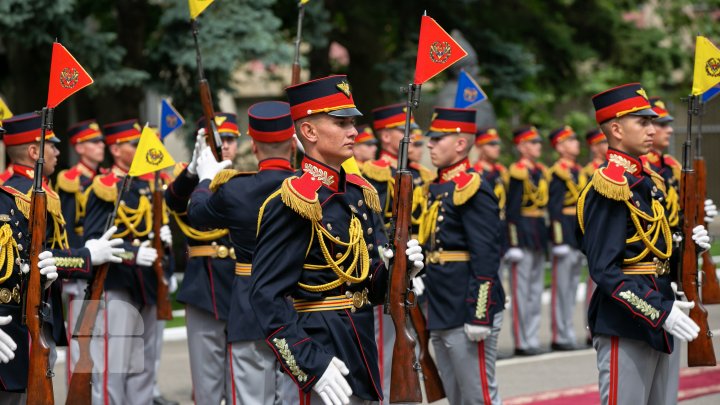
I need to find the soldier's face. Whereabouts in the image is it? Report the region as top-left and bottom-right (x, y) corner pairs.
(612, 116), (655, 156)
(590, 141), (608, 159)
(518, 139), (542, 160)
(76, 140), (105, 165)
(305, 115), (357, 165)
(111, 142), (137, 169)
(428, 134), (461, 168)
(556, 137), (580, 159)
(353, 142), (377, 162)
(221, 137), (238, 161)
(408, 141), (424, 163)
(380, 128), (404, 155)
(651, 122), (672, 150)
(479, 143), (501, 161)
(42, 142), (60, 176)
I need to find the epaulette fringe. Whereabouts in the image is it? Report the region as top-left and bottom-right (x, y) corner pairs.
(91, 176), (118, 203)
(453, 172), (482, 206)
(361, 162), (392, 182)
(280, 177), (322, 222)
(509, 164), (529, 180)
(210, 169), (241, 192)
(550, 162), (571, 182)
(362, 187), (381, 213)
(56, 170), (80, 194)
(591, 167), (632, 201)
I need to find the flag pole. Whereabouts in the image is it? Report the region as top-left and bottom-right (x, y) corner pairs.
(291, 1), (307, 85)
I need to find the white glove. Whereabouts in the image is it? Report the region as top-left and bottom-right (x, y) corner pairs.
(186, 129), (206, 175)
(692, 225), (711, 252)
(169, 274), (178, 294)
(22, 251), (58, 290)
(136, 241), (158, 267)
(406, 239), (424, 278)
(662, 301), (700, 342)
(196, 144), (233, 182)
(464, 323), (492, 342)
(670, 281), (688, 304)
(313, 357), (352, 405)
(504, 247), (524, 263)
(705, 199), (717, 224)
(85, 226), (125, 265)
(411, 276), (425, 296)
(552, 244), (571, 257)
(0, 315), (17, 363)
(160, 225), (172, 246)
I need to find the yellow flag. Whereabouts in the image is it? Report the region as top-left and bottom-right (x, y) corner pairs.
(189, 0), (215, 19)
(342, 156), (362, 175)
(299, 0), (311, 4)
(0, 96), (12, 123)
(129, 125), (176, 177)
(692, 36), (720, 96)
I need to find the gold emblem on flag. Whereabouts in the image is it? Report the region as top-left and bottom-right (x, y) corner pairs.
(706, 57), (720, 77)
(166, 115), (178, 128)
(146, 148), (164, 166)
(336, 81), (351, 98)
(463, 87), (478, 102)
(429, 41), (451, 64)
(60, 67), (79, 89)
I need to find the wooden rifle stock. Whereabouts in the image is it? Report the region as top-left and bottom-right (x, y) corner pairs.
(408, 303), (445, 402)
(198, 79), (223, 162)
(388, 171), (422, 403)
(695, 158), (720, 303)
(153, 180), (173, 320)
(291, 64), (301, 86)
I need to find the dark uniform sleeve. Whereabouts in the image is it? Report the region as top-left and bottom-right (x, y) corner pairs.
(52, 247), (93, 279)
(164, 168), (198, 213)
(186, 179), (233, 229)
(249, 195), (332, 391)
(548, 174), (565, 245)
(84, 192), (138, 265)
(506, 177), (522, 247)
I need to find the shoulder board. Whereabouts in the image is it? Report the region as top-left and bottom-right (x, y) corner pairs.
(509, 162), (529, 180)
(591, 162), (631, 201)
(663, 154), (681, 181)
(347, 174), (381, 213)
(411, 163), (437, 185)
(56, 167), (81, 194)
(280, 172), (322, 221)
(550, 161), (571, 181)
(173, 162), (188, 178)
(452, 171), (482, 206)
(91, 173), (121, 203)
(0, 185), (31, 219)
(361, 159), (393, 182)
(209, 169), (256, 192)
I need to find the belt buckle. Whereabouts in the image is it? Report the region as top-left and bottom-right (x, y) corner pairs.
(346, 288), (369, 313)
(653, 258), (669, 276)
(229, 247), (236, 260)
(428, 251), (443, 265)
(0, 288), (11, 304)
(216, 245), (229, 259)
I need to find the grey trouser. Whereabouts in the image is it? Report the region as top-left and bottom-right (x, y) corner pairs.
(374, 306), (395, 403)
(0, 393), (25, 405)
(229, 340), (281, 405)
(550, 248), (583, 345)
(91, 288), (158, 405)
(585, 273), (595, 341)
(430, 312), (503, 405)
(594, 335), (678, 405)
(66, 282), (87, 385)
(185, 304), (230, 404)
(510, 249), (544, 350)
(277, 373), (379, 405)
(153, 319), (166, 398)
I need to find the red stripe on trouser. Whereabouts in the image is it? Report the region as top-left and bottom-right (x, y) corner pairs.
(610, 336), (619, 405)
(228, 343), (237, 405)
(104, 294), (109, 405)
(376, 306), (384, 392)
(511, 263), (520, 348)
(478, 341), (492, 404)
(551, 257), (558, 343)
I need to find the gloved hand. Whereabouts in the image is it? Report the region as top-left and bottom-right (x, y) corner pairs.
(186, 129), (206, 175)
(464, 323), (492, 342)
(196, 144), (233, 182)
(85, 226), (125, 265)
(136, 241), (158, 267)
(504, 247), (524, 263)
(169, 275), (178, 294)
(313, 357), (352, 405)
(160, 225), (172, 246)
(705, 199), (717, 224)
(670, 281), (688, 305)
(552, 244), (571, 257)
(0, 315), (17, 363)
(662, 301), (700, 342)
(411, 276), (425, 296)
(406, 239), (424, 278)
(22, 251), (57, 290)
(692, 225), (711, 252)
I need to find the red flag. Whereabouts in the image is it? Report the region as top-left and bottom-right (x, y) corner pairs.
(47, 42), (94, 108)
(413, 15), (468, 85)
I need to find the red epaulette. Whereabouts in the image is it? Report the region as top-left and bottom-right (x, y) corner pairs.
(278, 171), (323, 221)
(361, 159), (393, 182)
(663, 154), (680, 168)
(451, 171), (482, 206)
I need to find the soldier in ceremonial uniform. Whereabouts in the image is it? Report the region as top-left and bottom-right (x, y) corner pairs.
(582, 128), (608, 179)
(547, 126), (586, 351)
(164, 112), (241, 405)
(56, 119), (107, 381)
(579, 83), (709, 404)
(352, 124), (377, 166)
(83, 119), (171, 405)
(473, 128), (509, 257)
(420, 107), (505, 405)
(505, 125), (548, 356)
(249, 75), (424, 405)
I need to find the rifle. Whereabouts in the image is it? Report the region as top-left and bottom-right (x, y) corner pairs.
(694, 101), (720, 304)
(291, 1), (306, 85)
(408, 303), (445, 402)
(153, 172), (173, 320)
(66, 176), (132, 405)
(385, 83), (422, 403)
(191, 18), (223, 162)
(679, 95), (716, 367)
(22, 107), (54, 404)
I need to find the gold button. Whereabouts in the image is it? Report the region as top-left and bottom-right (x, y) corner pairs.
(358, 200), (364, 207)
(217, 246), (229, 258)
(327, 223), (333, 231)
(335, 252), (343, 259)
(350, 205), (358, 213)
(132, 239), (141, 247)
(437, 215), (444, 222)
(17, 232), (22, 238)
(362, 213), (368, 220)
(367, 227), (373, 234)
(368, 243), (374, 250)
(17, 244), (22, 251)
(229, 248), (236, 260)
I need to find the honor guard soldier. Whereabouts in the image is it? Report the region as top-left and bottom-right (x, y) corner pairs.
(420, 107), (505, 405)
(83, 118), (171, 405)
(505, 125), (549, 356)
(249, 75), (423, 405)
(473, 127), (509, 256)
(352, 124), (378, 166)
(582, 128), (608, 179)
(56, 119), (107, 381)
(547, 126), (586, 351)
(0, 112), (123, 374)
(580, 83), (708, 405)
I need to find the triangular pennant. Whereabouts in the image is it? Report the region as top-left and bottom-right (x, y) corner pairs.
(47, 42), (94, 108)
(701, 84), (720, 104)
(160, 99), (185, 140)
(189, 0), (215, 19)
(0, 96), (13, 123)
(454, 69), (487, 108)
(413, 15), (468, 85)
(129, 125), (176, 177)
(692, 36), (720, 96)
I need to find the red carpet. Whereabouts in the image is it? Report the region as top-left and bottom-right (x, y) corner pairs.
(504, 366), (720, 405)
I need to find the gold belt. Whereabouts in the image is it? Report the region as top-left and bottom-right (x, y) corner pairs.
(293, 289), (369, 313)
(562, 206), (577, 215)
(622, 259), (670, 276)
(427, 250), (470, 265)
(521, 208), (547, 217)
(188, 244), (236, 260)
(235, 263), (252, 277)
(0, 285), (21, 304)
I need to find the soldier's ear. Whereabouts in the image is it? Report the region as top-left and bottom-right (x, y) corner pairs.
(27, 144), (40, 161)
(299, 120), (318, 144)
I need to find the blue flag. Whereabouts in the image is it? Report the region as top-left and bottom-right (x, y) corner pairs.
(701, 84), (720, 104)
(160, 99), (185, 139)
(454, 69), (487, 108)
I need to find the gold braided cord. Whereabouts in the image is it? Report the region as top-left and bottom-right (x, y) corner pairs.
(562, 171), (587, 206)
(114, 195), (152, 238)
(665, 186), (679, 227)
(257, 190), (282, 236)
(622, 199), (672, 264)
(418, 200), (441, 245)
(411, 185), (428, 226)
(0, 224), (18, 283)
(494, 182), (506, 210)
(170, 211), (228, 241)
(522, 177), (549, 208)
(576, 184), (592, 234)
(384, 178), (396, 219)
